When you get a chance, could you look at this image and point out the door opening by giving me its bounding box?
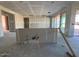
[2,15,9,32]
[24,18,29,28]
[74,11,79,36]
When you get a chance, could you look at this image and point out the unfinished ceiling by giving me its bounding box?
[0,1,72,16]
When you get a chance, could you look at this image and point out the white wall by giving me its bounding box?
[51,3,75,37]
[29,16,50,28]
[15,14,24,29]
[0,5,24,37]
[68,2,79,36]
[0,5,24,29]
[15,15,50,29]
[0,9,4,37]
[16,28,58,44]
[65,2,79,37]
[53,2,79,37]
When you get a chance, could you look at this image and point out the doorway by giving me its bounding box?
[1,11,15,32]
[24,18,29,28]
[2,15,9,32]
[74,11,79,36]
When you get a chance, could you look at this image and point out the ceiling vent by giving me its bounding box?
[48,12,51,13]
[19,1,24,3]
[51,1,55,4]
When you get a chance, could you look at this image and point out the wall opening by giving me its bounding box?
[60,13,66,33]
[74,10,79,36]
[2,15,9,32]
[52,14,60,29]
[1,11,15,32]
[24,18,29,28]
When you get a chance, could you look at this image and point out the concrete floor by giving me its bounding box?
[68,36,79,57]
[0,32,68,57]
[0,43,68,57]
[0,32,16,48]
[59,32,79,57]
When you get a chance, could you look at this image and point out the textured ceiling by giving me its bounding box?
[0,1,72,16]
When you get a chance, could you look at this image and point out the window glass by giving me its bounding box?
[60,13,66,33]
[52,15,60,28]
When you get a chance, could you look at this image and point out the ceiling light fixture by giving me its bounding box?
[48,12,51,13]
[51,1,55,4]
[19,1,24,3]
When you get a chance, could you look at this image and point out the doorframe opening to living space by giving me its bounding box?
[2,15,9,32]
[74,10,79,37]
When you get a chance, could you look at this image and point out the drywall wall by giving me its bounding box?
[0,9,4,37]
[58,2,79,37]
[15,14,24,29]
[64,2,79,37]
[64,5,72,36]
[29,16,50,28]
[0,5,24,37]
[1,11,16,32]
[0,5,24,29]
[0,5,50,35]
[68,2,79,37]
[16,28,57,44]
[51,3,75,37]
[51,4,72,36]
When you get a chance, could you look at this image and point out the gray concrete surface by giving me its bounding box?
[0,32,68,57]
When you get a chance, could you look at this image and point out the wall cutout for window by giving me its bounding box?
[52,15,60,28]
[2,15,9,32]
[60,13,66,33]
[74,10,79,36]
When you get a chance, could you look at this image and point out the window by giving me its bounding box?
[52,15,60,28]
[74,10,79,36]
[60,13,66,33]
